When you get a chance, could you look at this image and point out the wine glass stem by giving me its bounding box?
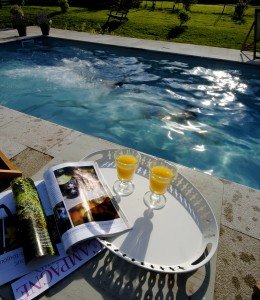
[119,181,129,190]
[150,193,160,204]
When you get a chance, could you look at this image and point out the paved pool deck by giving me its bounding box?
[0,28,259,300]
[1,26,260,64]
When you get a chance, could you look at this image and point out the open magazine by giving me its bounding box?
[43,161,131,252]
[0,161,131,287]
[0,181,104,288]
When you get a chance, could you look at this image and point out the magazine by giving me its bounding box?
[43,161,131,252]
[11,242,102,300]
[0,161,131,286]
[0,181,104,287]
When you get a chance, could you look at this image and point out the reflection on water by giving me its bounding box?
[0,40,259,189]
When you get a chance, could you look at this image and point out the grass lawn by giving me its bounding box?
[0,3,259,50]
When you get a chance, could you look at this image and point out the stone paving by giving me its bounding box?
[1,26,259,64]
[0,28,259,299]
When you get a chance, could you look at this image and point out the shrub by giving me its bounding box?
[58,0,69,13]
[10,5,26,29]
[131,0,142,9]
[10,4,24,16]
[233,0,248,21]
[182,0,197,12]
[151,0,156,11]
[178,9,190,26]
[36,14,52,26]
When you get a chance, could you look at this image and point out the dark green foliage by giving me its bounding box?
[151,0,156,10]
[10,4,24,15]
[58,0,69,12]
[182,0,197,11]
[10,4,26,32]
[36,13,52,25]
[0,4,257,49]
[233,0,248,21]
[132,0,142,8]
[178,9,190,25]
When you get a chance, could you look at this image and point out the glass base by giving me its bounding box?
[143,191,166,210]
[113,180,134,196]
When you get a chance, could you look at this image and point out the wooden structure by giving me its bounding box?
[0,151,22,180]
[254,9,260,59]
[241,9,260,60]
[107,0,132,23]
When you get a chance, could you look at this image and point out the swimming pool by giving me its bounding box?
[0,37,259,189]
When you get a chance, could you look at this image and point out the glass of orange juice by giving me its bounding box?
[143,160,177,209]
[113,148,141,196]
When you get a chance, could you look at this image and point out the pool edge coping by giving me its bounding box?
[1,26,260,66]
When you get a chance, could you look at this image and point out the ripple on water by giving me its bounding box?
[0,41,259,189]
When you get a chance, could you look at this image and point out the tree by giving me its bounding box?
[233,0,249,21]
[182,0,197,12]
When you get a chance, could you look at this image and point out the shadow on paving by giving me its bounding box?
[36,249,211,299]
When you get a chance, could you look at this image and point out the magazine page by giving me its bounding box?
[43,161,131,252]
[11,177,57,264]
[11,239,103,300]
[0,181,65,286]
[0,181,104,287]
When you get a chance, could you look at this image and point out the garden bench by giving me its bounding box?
[107,0,132,23]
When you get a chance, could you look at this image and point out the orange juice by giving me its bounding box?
[116,155,138,181]
[150,165,175,194]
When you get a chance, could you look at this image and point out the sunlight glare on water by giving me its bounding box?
[0,39,259,189]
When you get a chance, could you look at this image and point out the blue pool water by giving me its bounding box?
[0,38,259,189]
